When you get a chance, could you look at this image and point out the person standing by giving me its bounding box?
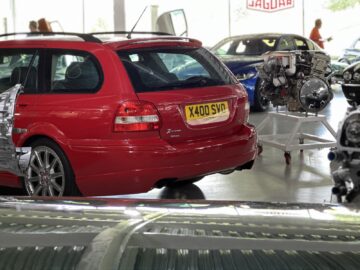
[28,21,39,32]
[310,19,332,49]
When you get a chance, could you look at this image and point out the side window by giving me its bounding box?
[50,51,102,93]
[235,41,246,54]
[294,38,309,50]
[0,50,39,93]
[215,41,232,55]
[307,40,316,50]
[277,37,295,51]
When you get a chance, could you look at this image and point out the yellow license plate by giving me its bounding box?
[185,101,230,125]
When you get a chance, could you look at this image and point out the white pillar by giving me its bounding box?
[114,0,126,31]
[150,5,159,31]
[10,0,16,32]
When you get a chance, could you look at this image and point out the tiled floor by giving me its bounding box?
[111,85,348,203]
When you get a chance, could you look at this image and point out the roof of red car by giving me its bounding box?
[104,37,202,50]
[0,32,202,50]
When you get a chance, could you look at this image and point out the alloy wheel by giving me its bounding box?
[24,146,65,196]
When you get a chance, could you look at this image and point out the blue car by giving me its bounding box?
[211,33,321,111]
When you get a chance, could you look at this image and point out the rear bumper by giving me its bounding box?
[69,124,257,196]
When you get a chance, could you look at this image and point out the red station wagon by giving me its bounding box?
[0,32,257,196]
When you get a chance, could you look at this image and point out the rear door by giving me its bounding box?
[31,48,118,143]
[118,46,248,144]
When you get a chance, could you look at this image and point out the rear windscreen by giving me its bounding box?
[118,47,236,93]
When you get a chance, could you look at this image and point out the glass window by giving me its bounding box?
[235,38,276,55]
[307,40,316,50]
[118,47,236,93]
[215,41,232,55]
[294,38,309,50]
[158,53,210,79]
[50,51,102,93]
[214,37,277,56]
[277,37,295,51]
[0,50,39,93]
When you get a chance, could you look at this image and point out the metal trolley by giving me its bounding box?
[257,110,337,164]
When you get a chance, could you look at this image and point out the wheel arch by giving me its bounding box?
[22,135,75,174]
[21,134,81,196]
[23,134,57,147]
[22,134,76,174]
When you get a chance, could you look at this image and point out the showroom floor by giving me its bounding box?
[111,85,348,203]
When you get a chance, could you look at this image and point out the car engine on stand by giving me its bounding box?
[257,50,333,113]
[328,106,360,203]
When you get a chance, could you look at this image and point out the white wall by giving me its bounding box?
[122,0,229,47]
[0,0,12,33]
[122,0,360,56]
[3,0,360,57]
[7,0,113,33]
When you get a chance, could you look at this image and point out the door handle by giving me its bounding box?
[18,104,28,108]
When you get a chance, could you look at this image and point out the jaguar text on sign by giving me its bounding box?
[247,0,294,12]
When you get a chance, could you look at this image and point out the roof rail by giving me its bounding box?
[124,36,202,46]
[114,36,202,50]
[0,32,102,43]
[89,31,172,39]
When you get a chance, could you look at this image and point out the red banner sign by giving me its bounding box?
[247,0,294,12]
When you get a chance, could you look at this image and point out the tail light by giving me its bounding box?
[114,100,161,132]
[236,98,250,124]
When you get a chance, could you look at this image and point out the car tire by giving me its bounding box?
[23,138,81,197]
[165,176,204,188]
[252,79,270,112]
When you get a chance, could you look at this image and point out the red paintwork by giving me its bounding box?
[0,37,257,196]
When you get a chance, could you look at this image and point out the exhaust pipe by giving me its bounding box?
[235,160,254,171]
[154,178,177,188]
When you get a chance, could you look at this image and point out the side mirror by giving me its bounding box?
[156,9,188,37]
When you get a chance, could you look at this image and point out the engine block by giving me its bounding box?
[257,50,333,113]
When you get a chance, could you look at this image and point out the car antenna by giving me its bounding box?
[127,6,148,39]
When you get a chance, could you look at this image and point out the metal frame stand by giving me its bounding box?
[257,110,337,164]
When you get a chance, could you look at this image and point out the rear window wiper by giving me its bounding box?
[144,76,225,91]
[164,76,224,89]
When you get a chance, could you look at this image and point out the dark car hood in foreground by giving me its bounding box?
[0,197,360,269]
